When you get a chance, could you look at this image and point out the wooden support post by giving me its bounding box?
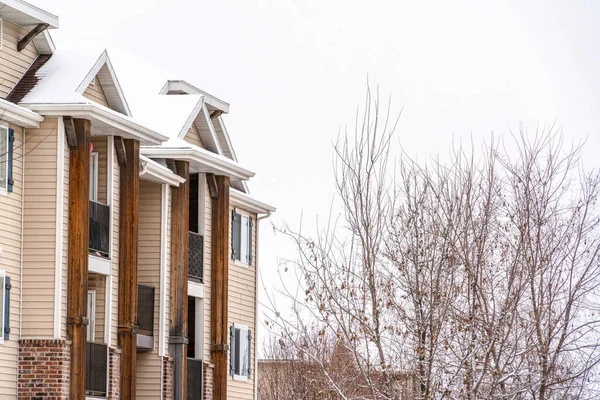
[67,118,91,400]
[211,175,230,400]
[118,139,140,399]
[169,160,190,400]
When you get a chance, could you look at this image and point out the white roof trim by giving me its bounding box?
[160,80,230,113]
[177,96,204,139]
[0,97,44,128]
[230,188,276,215]
[24,102,167,144]
[140,155,184,186]
[0,0,59,28]
[202,104,223,154]
[75,51,132,116]
[141,145,255,181]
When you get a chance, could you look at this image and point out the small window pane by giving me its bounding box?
[234,328,242,375]
[0,275,4,336]
[89,153,98,201]
[0,128,7,189]
[240,216,248,263]
[240,330,248,374]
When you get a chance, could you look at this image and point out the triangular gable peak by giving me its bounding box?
[159,80,249,193]
[76,51,131,116]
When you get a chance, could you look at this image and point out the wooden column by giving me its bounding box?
[117,139,140,399]
[169,160,190,400]
[66,118,91,400]
[210,175,230,400]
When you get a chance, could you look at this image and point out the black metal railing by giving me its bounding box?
[137,284,155,336]
[188,232,204,283]
[86,341,108,397]
[89,200,110,257]
[187,358,204,400]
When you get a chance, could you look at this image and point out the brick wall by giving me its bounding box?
[203,362,214,400]
[163,356,173,400]
[18,338,70,399]
[108,346,121,400]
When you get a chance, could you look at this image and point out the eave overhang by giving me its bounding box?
[141,145,255,181]
[230,188,276,215]
[0,0,59,29]
[0,98,44,128]
[22,103,167,145]
[140,155,185,187]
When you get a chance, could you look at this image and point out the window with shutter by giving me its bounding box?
[231,323,251,380]
[232,209,254,266]
[0,270,9,343]
[0,127,8,191]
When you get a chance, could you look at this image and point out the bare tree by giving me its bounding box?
[262,89,600,400]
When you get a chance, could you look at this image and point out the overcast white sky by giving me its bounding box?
[32,0,600,344]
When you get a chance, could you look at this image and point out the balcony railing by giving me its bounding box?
[89,200,110,257]
[187,358,204,400]
[86,341,108,398]
[188,232,204,284]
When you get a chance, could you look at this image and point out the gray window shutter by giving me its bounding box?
[229,325,235,376]
[4,276,10,340]
[7,129,14,193]
[231,211,239,260]
[247,329,252,378]
[248,217,253,265]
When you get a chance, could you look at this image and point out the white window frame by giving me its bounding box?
[232,323,250,381]
[89,152,98,202]
[233,208,252,267]
[0,269,5,345]
[87,290,96,342]
[0,125,9,194]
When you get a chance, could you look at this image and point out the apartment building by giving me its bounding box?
[0,1,274,399]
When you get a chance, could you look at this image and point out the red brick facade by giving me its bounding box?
[163,356,174,400]
[109,346,121,400]
[203,362,214,400]
[17,338,71,400]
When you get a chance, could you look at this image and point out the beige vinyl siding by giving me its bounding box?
[88,273,106,342]
[203,180,212,361]
[0,124,24,398]
[184,123,205,149]
[91,136,108,204]
[21,118,58,337]
[61,141,69,339]
[165,186,171,351]
[82,76,110,107]
[110,138,119,347]
[136,180,163,399]
[227,208,258,400]
[0,20,38,98]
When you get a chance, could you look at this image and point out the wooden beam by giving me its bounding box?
[166,159,177,175]
[118,139,140,399]
[210,110,223,119]
[67,118,91,400]
[211,175,231,400]
[169,160,190,400]
[207,173,218,199]
[114,136,128,166]
[17,23,49,52]
[63,116,77,149]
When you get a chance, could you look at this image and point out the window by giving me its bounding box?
[231,210,253,265]
[0,127,14,192]
[87,290,95,342]
[230,324,251,379]
[89,152,98,201]
[0,270,11,344]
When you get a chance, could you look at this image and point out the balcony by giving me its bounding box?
[188,232,204,284]
[137,283,155,350]
[86,341,108,397]
[187,358,204,400]
[89,200,110,258]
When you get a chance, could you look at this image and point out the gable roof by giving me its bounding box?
[0,0,59,29]
[10,46,131,115]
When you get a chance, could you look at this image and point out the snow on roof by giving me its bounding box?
[18,45,106,105]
